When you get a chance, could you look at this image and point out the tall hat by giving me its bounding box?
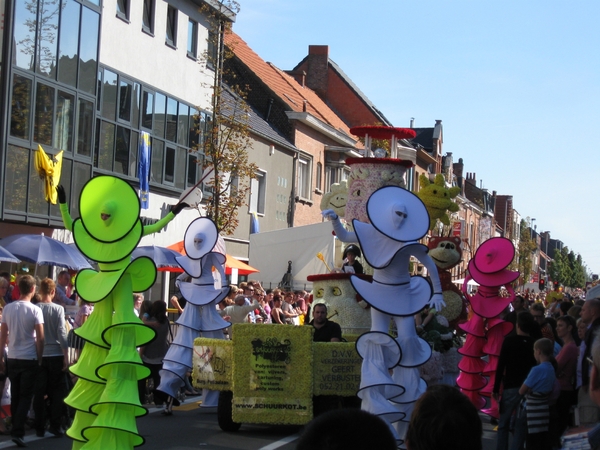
[473,237,515,274]
[365,186,430,242]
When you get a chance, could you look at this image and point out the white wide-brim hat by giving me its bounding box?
[183,217,218,260]
[366,186,430,242]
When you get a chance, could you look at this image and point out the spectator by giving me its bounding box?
[218,295,259,330]
[133,293,144,317]
[569,305,582,320]
[70,297,93,361]
[0,274,44,447]
[406,384,482,450]
[493,311,539,450]
[307,303,341,342]
[559,301,574,317]
[296,408,396,450]
[270,295,286,324]
[282,291,299,324]
[33,278,69,438]
[578,298,600,425]
[517,338,557,450]
[0,273,12,306]
[585,330,600,449]
[138,301,171,407]
[504,295,527,333]
[53,270,76,306]
[531,302,554,343]
[554,315,579,441]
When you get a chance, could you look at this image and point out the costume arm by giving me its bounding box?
[412,245,445,310]
[143,211,176,236]
[59,203,74,232]
[322,210,357,242]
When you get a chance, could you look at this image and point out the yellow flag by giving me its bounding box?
[34,145,63,204]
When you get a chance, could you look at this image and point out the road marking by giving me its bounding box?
[258,433,300,450]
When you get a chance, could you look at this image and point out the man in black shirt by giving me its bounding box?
[493,311,538,450]
[309,303,342,342]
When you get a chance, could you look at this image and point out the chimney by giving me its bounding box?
[285,70,306,87]
[410,117,414,128]
[306,45,329,100]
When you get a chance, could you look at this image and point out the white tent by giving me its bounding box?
[248,222,337,290]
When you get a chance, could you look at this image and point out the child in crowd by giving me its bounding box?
[517,338,557,450]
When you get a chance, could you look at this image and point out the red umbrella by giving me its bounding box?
[166,241,259,275]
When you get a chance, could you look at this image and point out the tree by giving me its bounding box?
[196,1,258,235]
[517,220,537,287]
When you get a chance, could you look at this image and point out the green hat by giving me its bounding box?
[78,176,141,243]
[73,218,143,263]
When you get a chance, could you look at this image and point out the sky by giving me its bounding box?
[232,0,600,274]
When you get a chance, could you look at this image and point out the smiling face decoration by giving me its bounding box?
[319,181,348,218]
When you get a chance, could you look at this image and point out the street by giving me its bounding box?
[0,398,498,450]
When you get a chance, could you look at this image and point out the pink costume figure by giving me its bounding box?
[456,237,518,418]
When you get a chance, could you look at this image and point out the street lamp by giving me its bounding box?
[530,218,536,239]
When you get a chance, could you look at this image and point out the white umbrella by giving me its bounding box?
[452,278,480,287]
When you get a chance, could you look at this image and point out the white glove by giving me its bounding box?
[429,293,446,311]
[321,209,338,221]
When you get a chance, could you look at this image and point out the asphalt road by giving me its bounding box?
[0,398,498,450]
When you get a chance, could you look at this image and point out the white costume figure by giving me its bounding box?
[158,218,230,410]
[323,186,445,446]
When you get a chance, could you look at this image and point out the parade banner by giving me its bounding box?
[192,338,233,390]
[313,342,361,396]
[231,324,313,425]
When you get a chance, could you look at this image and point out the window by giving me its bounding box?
[34,83,55,146]
[187,20,198,58]
[116,0,130,21]
[166,6,177,47]
[250,170,266,215]
[10,74,32,140]
[142,0,155,34]
[315,162,322,192]
[207,30,218,69]
[101,70,118,121]
[297,158,311,200]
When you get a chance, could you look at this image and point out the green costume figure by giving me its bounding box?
[57,176,186,450]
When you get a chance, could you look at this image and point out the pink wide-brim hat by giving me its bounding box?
[468,260,520,287]
[473,237,515,274]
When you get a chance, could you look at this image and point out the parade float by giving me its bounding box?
[192,324,362,430]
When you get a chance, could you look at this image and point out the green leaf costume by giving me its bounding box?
[60,176,177,450]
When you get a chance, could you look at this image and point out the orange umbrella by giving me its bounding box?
[166,241,259,275]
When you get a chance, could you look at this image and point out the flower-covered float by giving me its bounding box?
[191,322,362,430]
